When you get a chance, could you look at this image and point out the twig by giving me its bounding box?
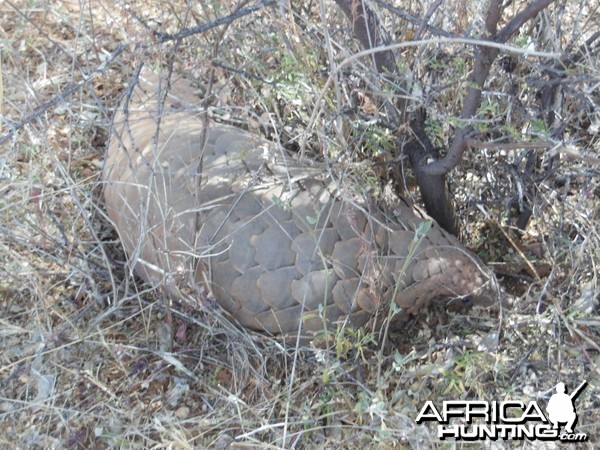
[210,60,276,85]
[375,0,456,38]
[154,0,277,43]
[466,139,554,150]
[496,223,542,282]
[122,0,275,44]
[413,0,444,41]
[466,139,600,164]
[497,0,557,44]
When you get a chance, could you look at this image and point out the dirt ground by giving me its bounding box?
[1,1,598,448]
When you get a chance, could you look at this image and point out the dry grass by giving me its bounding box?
[1,0,598,448]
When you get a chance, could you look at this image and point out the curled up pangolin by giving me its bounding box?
[103,69,498,341]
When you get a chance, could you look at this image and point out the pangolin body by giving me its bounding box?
[103,70,497,339]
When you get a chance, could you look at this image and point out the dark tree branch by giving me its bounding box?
[539,30,600,125]
[335,0,557,235]
[419,0,555,177]
[154,0,277,43]
[404,0,504,233]
[334,0,407,122]
[497,0,556,43]
[407,109,460,235]
[334,0,396,73]
[413,0,444,41]
[524,25,600,229]
[334,0,459,232]
[374,0,456,38]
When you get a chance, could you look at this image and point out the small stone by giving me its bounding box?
[175,406,190,419]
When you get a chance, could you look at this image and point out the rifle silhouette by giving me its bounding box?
[569,380,587,401]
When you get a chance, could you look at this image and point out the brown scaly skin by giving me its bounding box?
[103,69,498,340]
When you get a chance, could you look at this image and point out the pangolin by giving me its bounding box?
[103,69,498,340]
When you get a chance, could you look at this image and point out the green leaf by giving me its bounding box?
[415,220,432,239]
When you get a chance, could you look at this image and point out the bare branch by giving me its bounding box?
[467,139,600,164]
[374,0,456,38]
[407,109,459,235]
[420,0,555,176]
[334,0,396,72]
[497,0,556,43]
[540,30,600,129]
[334,0,407,121]
[123,0,276,44]
[414,0,444,41]
[154,0,277,43]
